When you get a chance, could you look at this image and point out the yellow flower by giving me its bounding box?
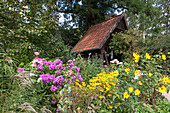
[138,81,142,85]
[158,79,162,82]
[145,53,151,59]
[89,87,95,90]
[134,57,140,62]
[109,105,113,109]
[133,52,139,58]
[106,87,110,91]
[128,87,133,92]
[135,70,140,75]
[125,68,130,74]
[99,95,103,99]
[113,71,119,76]
[123,91,130,99]
[148,73,153,77]
[75,82,79,86]
[162,54,166,60]
[108,94,111,97]
[133,52,140,62]
[135,89,140,95]
[163,76,169,84]
[99,89,104,92]
[158,86,167,93]
[78,84,82,88]
[82,82,86,86]
[76,79,79,82]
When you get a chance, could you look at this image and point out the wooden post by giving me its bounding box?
[101,48,104,62]
[104,50,109,66]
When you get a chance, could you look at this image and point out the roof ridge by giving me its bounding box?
[90,12,124,27]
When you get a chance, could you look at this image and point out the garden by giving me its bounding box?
[0,0,169,113]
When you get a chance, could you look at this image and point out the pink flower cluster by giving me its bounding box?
[20,58,83,93]
[17,67,25,73]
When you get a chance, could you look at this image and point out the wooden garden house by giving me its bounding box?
[71,13,129,65]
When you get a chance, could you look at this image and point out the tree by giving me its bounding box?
[0,0,69,64]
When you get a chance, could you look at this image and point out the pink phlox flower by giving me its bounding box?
[53,75,64,84]
[75,72,83,82]
[34,52,40,56]
[55,70,61,74]
[160,48,163,51]
[31,58,43,67]
[71,66,80,72]
[37,65,43,71]
[51,75,55,80]
[68,66,72,70]
[54,59,62,64]
[40,73,51,83]
[17,67,25,73]
[67,60,73,66]
[50,85,58,92]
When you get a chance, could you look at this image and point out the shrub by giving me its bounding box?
[74,54,102,83]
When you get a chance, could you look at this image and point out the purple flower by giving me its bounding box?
[68,66,72,70]
[51,100,57,104]
[17,67,25,73]
[53,75,64,84]
[68,79,72,84]
[55,70,61,74]
[54,59,61,64]
[40,73,51,83]
[75,72,83,82]
[51,74,55,79]
[37,65,43,71]
[72,66,80,72]
[50,85,58,92]
[67,60,73,66]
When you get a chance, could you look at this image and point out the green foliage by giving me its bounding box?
[57,84,100,112]
[74,54,102,83]
[0,0,70,64]
[138,34,170,55]
[121,0,169,35]
[109,29,169,62]
[109,29,143,61]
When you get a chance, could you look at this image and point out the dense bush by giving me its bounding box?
[109,29,170,62]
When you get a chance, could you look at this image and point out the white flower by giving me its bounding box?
[134,74,140,79]
[37,78,42,83]
[29,73,37,77]
[110,59,119,64]
[110,59,123,64]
